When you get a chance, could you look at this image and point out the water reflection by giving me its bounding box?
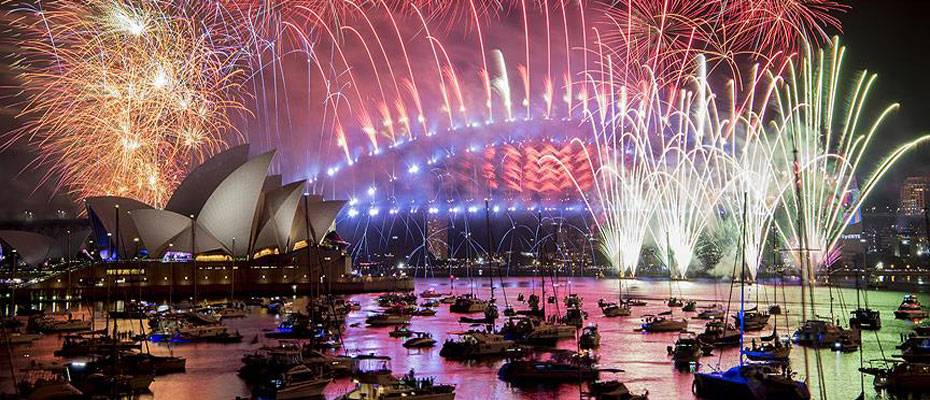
[1,277,928,399]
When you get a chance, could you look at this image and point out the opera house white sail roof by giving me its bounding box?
[1,146,346,265]
[82,145,346,260]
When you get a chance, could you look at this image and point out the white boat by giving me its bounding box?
[28,315,91,333]
[339,358,454,400]
[366,313,412,326]
[276,365,331,400]
[217,308,248,319]
[440,331,518,359]
[149,317,242,343]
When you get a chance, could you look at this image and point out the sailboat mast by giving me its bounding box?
[739,192,747,367]
[485,200,495,300]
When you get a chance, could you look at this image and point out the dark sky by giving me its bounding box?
[839,0,930,203]
[0,1,928,218]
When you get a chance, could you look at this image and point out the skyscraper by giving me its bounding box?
[900,176,930,215]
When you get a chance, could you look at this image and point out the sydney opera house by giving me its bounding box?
[2,145,409,301]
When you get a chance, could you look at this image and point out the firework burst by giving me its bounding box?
[6,0,246,206]
[772,37,930,272]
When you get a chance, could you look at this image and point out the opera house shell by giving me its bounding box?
[82,144,346,262]
[3,145,377,299]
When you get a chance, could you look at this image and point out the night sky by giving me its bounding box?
[0,1,928,218]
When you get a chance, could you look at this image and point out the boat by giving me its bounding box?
[692,363,810,399]
[896,336,930,363]
[216,307,248,319]
[579,325,601,350]
[82,350,186,376]
[403,332,437,348]
[667,332,706,365]
[499,316,575,343]
[274,365,331,400]
[561,307,587,327]
[366,313,412,326]
[67,361,155,395]
[895,294,928,319]
[377,292,418,307]
[742,337,791,362]
[55,332,141,357]
[624,299,648,307]
[695,321,740,347]
[587,380,649,400]
[695,307,725,320]
[564,293,584,308]
[682,301,697,312]
[149,316,242,343]
[420,288,443,298]
[914,320,930,336]
[667,298,684,308]
[338,357,455,400]
[860,360,930,393]
[412,308,437,317]
[421,300,440,308]
[767,304,783,315]
[17,362,84,399]
[389,325,414,338]
[498,351,601,384]
[265,312,323,339]
[849,308,881,330]
[449,294,488,314]
[439,331,521,359]
[239,342,305,383]
[601,301,632,317]
[731,307,770,331]
[27,314,91,333]
[791,319,857,349]
[640,314,687,333]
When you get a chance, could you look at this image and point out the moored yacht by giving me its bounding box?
[667,332,706,365]
[440,331,520,359]
[338,357,455,400]
[895,294,927,319]
[850,308,881,330]
[731,307,770,331]
[403,332,437,348]
[742,337,791,362]
[27,314,91,333]
[640,314,687,333]
[449,294,488,314]
[791,319,858,349]
[274,365,331,400]
[498,351,602,384]
[365,313,412,326]
[579,325,601,350]
[692,363,809,399]
[696,321,740,347]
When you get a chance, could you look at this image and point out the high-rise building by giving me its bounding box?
[426,213,449,260]
[900,176,930,215]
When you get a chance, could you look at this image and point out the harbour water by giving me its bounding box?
[2,277,927,399]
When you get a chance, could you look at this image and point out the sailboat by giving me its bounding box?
[693,193,810,400]
[599,272,632,317]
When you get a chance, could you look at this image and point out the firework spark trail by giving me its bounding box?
[772,37,930,272]
[7,0,246,206]
[5,1,853,212]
